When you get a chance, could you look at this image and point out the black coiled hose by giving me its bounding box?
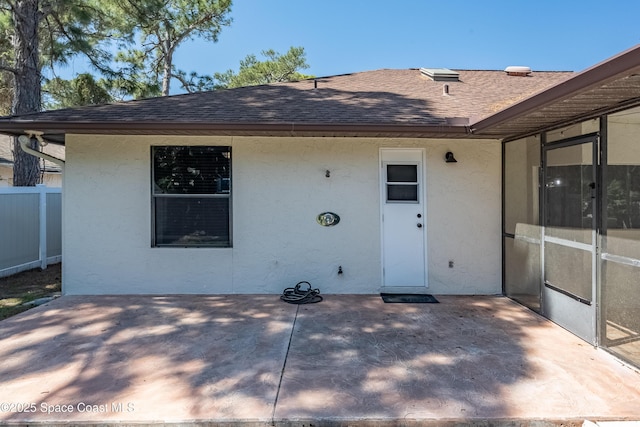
[280,281,323,304]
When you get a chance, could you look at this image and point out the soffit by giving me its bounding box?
[470,45,640,139]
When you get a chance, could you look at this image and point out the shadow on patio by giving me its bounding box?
[0,295,639,425]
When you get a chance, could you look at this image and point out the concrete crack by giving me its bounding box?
[271,304,299,426]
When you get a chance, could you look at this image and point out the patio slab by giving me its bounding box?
[0,295,639,426]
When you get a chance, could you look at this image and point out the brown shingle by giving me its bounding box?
[1,69,573,127]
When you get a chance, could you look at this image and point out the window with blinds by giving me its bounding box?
[386,164,419,203]
[152,146,231,247]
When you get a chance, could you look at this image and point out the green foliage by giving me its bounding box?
[21,0,116,76]
[43,73,112,109]
[173,70,217,93]
[213,46,313,89]
[0,10,11,65]
[0,10,13,114]
[1,0,228,109]
[111,0,233,95]
[43,70,161,110]
[0,0,312,111]
[0,0,123,111]
[0,264,61,320]
[0,74,11,115]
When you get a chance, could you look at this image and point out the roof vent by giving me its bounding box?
[504,66,532,77]
[420,68,460,82]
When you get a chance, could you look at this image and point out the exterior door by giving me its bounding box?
[380,149,427,288]
[542,135,598,344]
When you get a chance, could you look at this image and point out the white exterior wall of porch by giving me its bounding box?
[62,134,501,295]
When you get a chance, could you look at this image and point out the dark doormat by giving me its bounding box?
[380,293,439,303]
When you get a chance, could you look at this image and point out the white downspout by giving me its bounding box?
[17,132,65,171]
[16,132,65,273]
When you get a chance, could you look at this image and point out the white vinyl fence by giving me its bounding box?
[0,184,62,278]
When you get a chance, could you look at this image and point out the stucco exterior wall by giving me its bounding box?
[63,134,501,295]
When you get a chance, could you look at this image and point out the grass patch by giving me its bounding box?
[0,264,61,320]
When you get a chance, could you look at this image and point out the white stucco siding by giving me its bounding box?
[63,134,501,295]
[423,141,502,294]
[232,138,380,293]
[63,135,234,295]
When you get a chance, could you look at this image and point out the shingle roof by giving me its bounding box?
[472,45,640,137]
[0,69,573,142]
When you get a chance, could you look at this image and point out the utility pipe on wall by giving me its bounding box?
[17,131,65,271]
[17,132,65,171]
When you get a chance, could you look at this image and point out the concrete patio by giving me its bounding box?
[0,295,639,426]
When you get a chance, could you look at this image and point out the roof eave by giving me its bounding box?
[470,44,640,137]
[0,121,474,142]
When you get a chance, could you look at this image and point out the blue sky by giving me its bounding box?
[60,1,640,91]
[172,1,640,77]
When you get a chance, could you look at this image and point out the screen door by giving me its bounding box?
[543,135,598,344]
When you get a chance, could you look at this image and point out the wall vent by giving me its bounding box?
[420,68,460,82]
[504,66,532,77]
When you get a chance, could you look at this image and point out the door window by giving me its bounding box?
[543,138,596,303]
[386,164,418,203]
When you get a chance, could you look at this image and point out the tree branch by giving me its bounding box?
[0,0,16,13]
[172,71,195,93]
[0,63,17,75]
[45,12,117,78]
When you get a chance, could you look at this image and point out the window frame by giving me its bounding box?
[384,162,420,204]
[151,145,232,248]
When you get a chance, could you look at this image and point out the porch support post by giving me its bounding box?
[37,183,47,270]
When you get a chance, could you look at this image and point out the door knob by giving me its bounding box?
[417,213,422,218]
[417,223,423,228]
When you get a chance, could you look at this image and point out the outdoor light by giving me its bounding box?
[445,151,457,163]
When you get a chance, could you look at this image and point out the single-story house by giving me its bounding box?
[0,135,64,187]
[1,45,640,369]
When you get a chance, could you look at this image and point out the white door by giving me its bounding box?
[380,149,427,288]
